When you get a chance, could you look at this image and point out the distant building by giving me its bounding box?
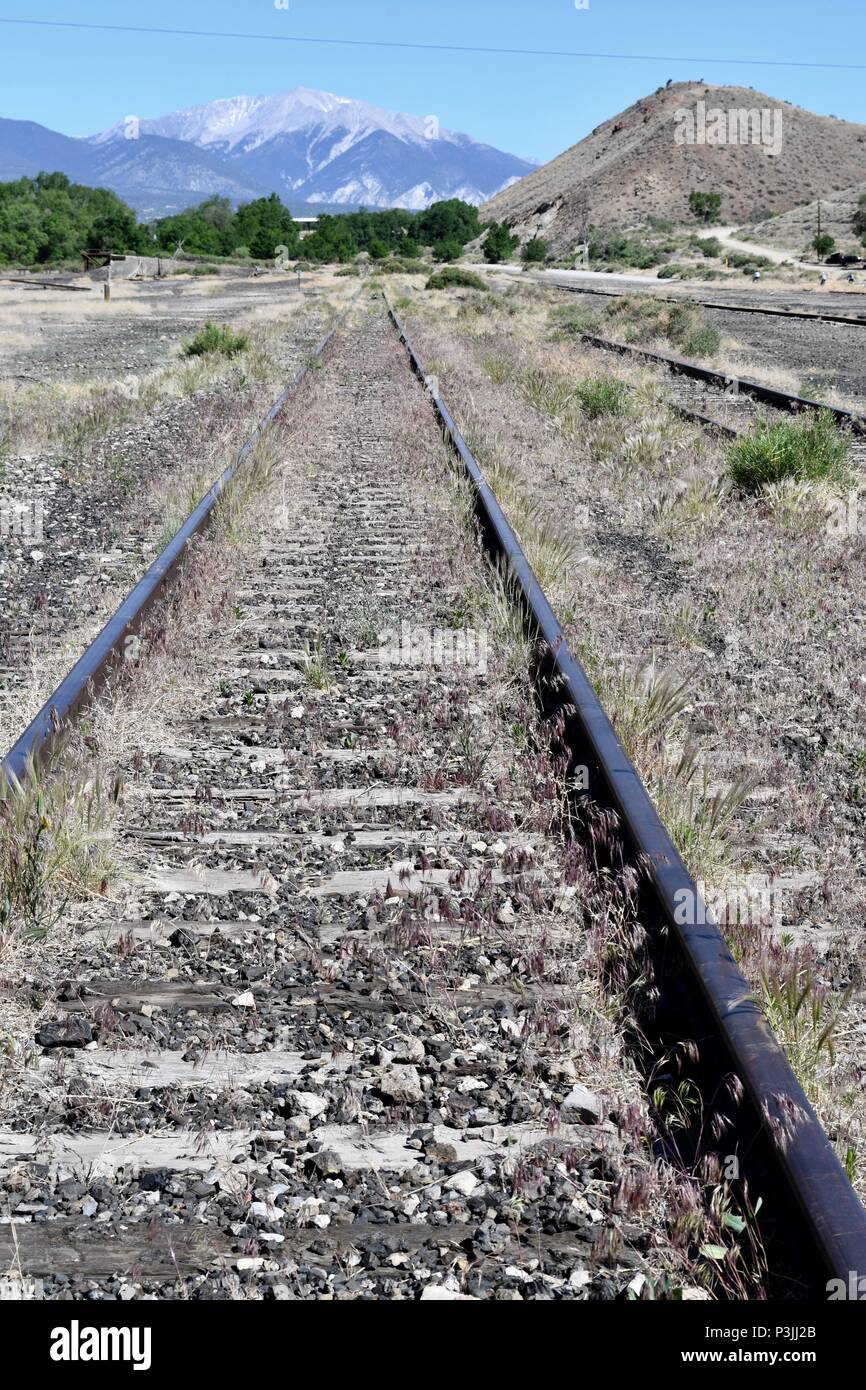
[292,217,319,240]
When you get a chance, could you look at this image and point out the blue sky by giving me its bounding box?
[1,0,864,160]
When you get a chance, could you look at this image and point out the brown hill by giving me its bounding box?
[482,82,866,255]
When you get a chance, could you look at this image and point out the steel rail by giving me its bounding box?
[385,294,866,1295]
[0,277,92,292]
[0,323,339,790]
[522,273,866,326]
[575,330,866,433]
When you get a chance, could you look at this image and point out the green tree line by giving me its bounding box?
[0,173,485,267]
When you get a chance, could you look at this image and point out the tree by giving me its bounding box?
[522,237,548,263]
[368,238,389,260]
[234,194,298,260]
[482,222,518,263]
[302,215,358,263]
[88,206,141,252]
[415,199,481,248]
[432,238,462,262]
[812,233,835,260]
[688,192,722,225]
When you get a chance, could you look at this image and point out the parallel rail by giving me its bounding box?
[523,273,866,327]
[0,324,338,790]
[573,330,866,434]
[385,295,866,1296]
[4,295,866,1296]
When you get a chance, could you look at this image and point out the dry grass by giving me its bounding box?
[0,420,300,959]
[399,279,866,1196]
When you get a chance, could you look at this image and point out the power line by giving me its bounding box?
[0,16,865,72]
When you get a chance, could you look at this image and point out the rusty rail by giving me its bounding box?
[0,324,338,790]
[385,293,866,1297]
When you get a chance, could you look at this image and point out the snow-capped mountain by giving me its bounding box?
[84,87,535,215]
[96,88,462,154]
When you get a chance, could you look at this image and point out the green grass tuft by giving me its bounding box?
[572,377,630,419]
[181,321,249,359]
[727,410,849,492]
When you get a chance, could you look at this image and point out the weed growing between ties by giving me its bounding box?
[0,770,118,950]
[398,285,866,1198]
[727,409,850,491]
[418,390,770,1295]
[0,416,297,955]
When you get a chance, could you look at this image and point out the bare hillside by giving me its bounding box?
[737,182,866,255]
[482,82,866,255]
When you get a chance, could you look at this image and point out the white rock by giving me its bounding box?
[378,1064,423,1103]
[446,1170,478,1197]
[292,1091,328,1118]
[561,1083,602,1124]
[235,1257,264,1272]
[390,1035,425,1064]
[457,1076,487,1093]
[249,1201,282,1220]
[231,991,256,1008]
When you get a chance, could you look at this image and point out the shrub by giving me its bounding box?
[572,377,630,418]
[368,239,389,260]
[725,250,772,271]
[522,237,548,263]
[426,266,488,291]
[657,263,686,278]
[683,324,721,358]
[692,236,723,258]
[589,231,663,269]
[181,321,249,358]
[550,303,600,337]
[645,215,674,233]
[727,411,849,492]
[372,257,427,274]
[433,238,463,262]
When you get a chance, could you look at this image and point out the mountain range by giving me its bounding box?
[0,87,536,219]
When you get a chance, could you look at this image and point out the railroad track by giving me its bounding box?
[524,274,866,327]
[1,297,865,1301]
[553,326,866,470]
